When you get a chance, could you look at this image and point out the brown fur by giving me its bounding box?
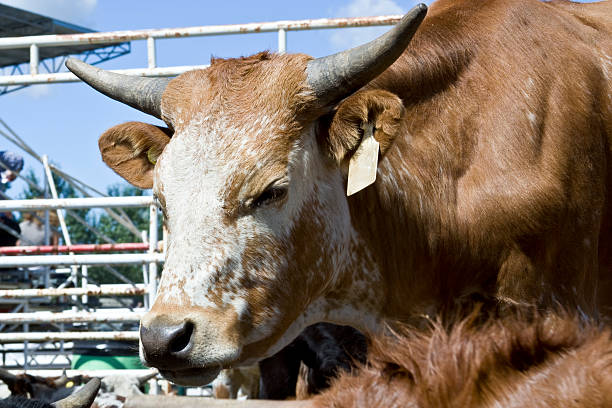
[99,121,170,189]
[323,89,405,166]
[315,311,612,407]
[328,0,612,320]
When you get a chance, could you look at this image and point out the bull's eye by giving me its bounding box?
[250,184,288,210]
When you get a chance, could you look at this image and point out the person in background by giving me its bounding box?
[0,151,23,246]
[0,151,23,192]
[17,211,59,247]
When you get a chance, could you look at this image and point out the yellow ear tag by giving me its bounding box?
[347,123,379,196]
[65,381,74,388]
[147,149,158,165]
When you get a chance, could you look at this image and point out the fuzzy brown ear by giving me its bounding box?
[98,121,171,189]
[323,89,404,167]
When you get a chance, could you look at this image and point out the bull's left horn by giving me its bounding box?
[306,4,427,108]
[52,378,100,408]
[65,59,171,120]
[137,371,158,385]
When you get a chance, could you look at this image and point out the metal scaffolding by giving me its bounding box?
[0,3,130,95]
[0,14,402,87]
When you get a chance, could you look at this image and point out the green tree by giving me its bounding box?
[19,170,157,285]
[91,183,157,284]
[19,169,96,245]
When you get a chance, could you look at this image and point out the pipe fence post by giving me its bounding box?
[148,203,158,307]
[82,265,88,306]
[278,28,286,54]
[43,155,79,308]
[142,230,149,310]
[29,44,38,75]
[147,37,157,69]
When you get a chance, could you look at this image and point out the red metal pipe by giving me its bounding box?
[0,242,149,255]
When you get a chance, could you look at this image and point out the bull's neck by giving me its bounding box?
[336,133,484,327]
[324,37,481,328]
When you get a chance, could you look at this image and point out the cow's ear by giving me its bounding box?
[98,121,171,189]
[321,89,404,167]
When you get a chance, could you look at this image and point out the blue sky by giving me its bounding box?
[0,0,595,197]
[0,0,425,197]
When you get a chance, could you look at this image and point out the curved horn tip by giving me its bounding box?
[402,3,428,30]
[52,377,101,408]
[138,371,158,384]
[65,58,80,71]
[306,3,428,108]
[63,58,170,120]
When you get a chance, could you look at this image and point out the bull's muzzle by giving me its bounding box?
[140,318,194,368]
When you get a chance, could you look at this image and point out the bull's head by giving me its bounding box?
[67,5,426,386]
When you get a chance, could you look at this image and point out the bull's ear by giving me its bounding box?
[322,89,404,167]
[98,121,171,189]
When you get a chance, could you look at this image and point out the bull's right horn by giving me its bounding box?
[306,4,427,108]
[65,59,171,120]
[52,378,100,408]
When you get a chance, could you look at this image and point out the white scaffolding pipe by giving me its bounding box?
[0,253,163,267]
[0,284,147,298]
[0,331,139,343]
[0,15,401,87]
[42,155,73,250]
[147,37,157,69]
[82,265,88,305]
[148,204,159,305]
[0,66,209,86]
[0,311,144,324]
[0,196,154,211]
[29,44,39,75]
[278,28,286,54]
[0,15,402,49]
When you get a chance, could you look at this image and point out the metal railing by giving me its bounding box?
[0,196,161,345]
[0,15,403,86]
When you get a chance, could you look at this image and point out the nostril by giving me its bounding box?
[170,321,194,354]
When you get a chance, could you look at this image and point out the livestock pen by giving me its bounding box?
[0,195,161,391]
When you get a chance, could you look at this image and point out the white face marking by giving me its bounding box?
[154,112,302,313]
[151,107,370,358]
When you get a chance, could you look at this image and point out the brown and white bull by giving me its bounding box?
[66,0,612,386]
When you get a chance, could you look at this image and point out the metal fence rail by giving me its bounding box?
[0,242,150,255]
[0,196,159,351]
[0,331,139,343]
[0,253,163,267]
[0,196,154,211]
[0,15,402,86]
[0,311,144,324]
[0,284,147,298]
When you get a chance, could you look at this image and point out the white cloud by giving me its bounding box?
[330,0,427,50]
[22,84,51,99]
[337,0,404,17]
[1,0,97,27]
